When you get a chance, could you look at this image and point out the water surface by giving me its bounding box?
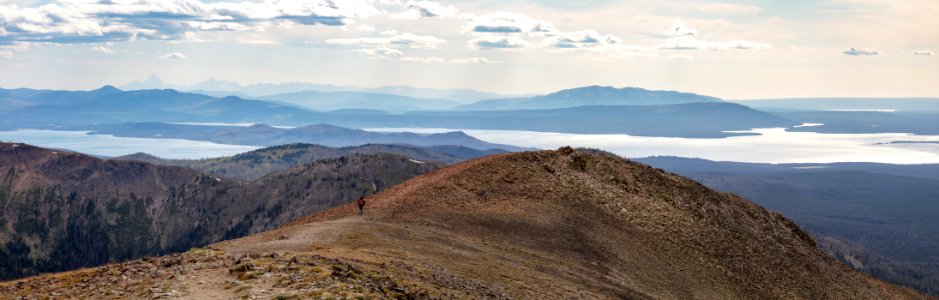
[0,129,258,159]
[365,127,939,164]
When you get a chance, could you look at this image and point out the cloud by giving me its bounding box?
[237,39,280,45]
[664,20,698,37]
[0,3,138,44]
[88,46,115,54]
[912,50,934,56]
[468,36,532,50]
[399,56,445,63]
[656,21,772,51]
[396,0,457,19]
[192,0,380,26]
[658,36,772,51]
[843,47,882,56]
[545,30,622,49]
[160,52,187,59]
[356,47,404,59]
[450,57,501,64]
[326,32,446,49]
[716,40,773,51]
[0,42,28,58]
[693,3,763,15]
[357,24,375,31]
[665,54,694,60]
[0,0,382,45]
[462,12,559,36]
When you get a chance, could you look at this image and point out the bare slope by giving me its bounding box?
[0,142,438,281]
[1,148,928,299]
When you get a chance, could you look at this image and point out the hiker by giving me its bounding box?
[357,196,365,215]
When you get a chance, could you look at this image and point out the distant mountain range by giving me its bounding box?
[392,102,794,137]
[782,110,939,135]
[1,85,797,138]
[121,75,517,103]
[255,90,460,112]
[0,85,318,127]
[11,84,937,138]
[732,98,939,112]
[457,86,722,110]
[730,98,939,136]
[90,122,527,151]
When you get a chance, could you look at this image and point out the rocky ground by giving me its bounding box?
[2,247,435,300]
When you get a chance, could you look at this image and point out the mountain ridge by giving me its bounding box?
[1,86,794,138]
[120,75,516,103]
[89,122,528,151]
[113,143,508,181]
[457,86,722,110]
[255,90,460,112]
[1,147,926,299]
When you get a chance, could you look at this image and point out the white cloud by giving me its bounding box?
[357,24,375,31]
[5,42,28,51]
[88,45,114,54]
[716,40,774,51]
[396,0,457,19]
[237,39,280,45]
[182,21,256,32]
[468,35,532,50]
[843,47,882,56]
[201,0,380,25]
[326,32,446,49]
[0,0,382,45]
[160,52,187,59]
[665,54,695,60]
[545,30,622,49]
[399,56,444,63]
[658,36,772,51]
[462,12,559,36]
[0,50,12,59]
[693,3,763,15]
[664,20,698,37]
[657,21,772,51]
[356,47,404,59]
[450,57,501,64]
[912,50,934,56]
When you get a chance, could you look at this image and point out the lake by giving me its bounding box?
[365,127,939,164]
[3,127,939,164]
[0,129,259,159]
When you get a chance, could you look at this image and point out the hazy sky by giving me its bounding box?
[1,0,937,99]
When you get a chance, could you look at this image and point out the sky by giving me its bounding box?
[0,0,937,99]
